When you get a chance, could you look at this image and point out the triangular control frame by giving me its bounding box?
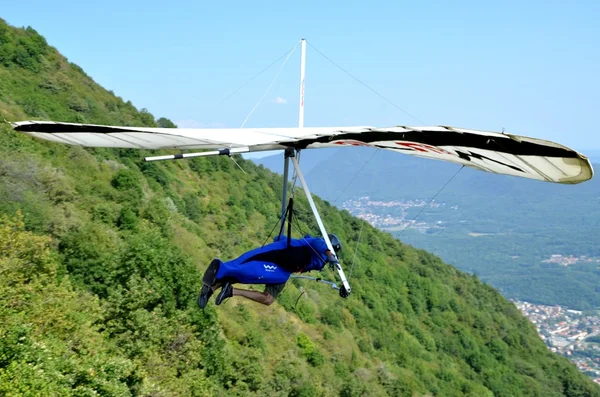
[281,148,351,297]
[146,146,352,298]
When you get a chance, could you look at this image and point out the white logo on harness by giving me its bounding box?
[263,264,277,272]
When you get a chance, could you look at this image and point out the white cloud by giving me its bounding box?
[273,96,288,105]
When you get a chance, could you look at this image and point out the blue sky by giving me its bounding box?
[3,0,599,150]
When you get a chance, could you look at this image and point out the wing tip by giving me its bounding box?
[558,158,594,184]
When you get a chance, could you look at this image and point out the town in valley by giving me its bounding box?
[341,196,452,232]
[514,300,600,383]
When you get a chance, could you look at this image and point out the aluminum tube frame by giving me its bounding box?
[145,147,250,162]
[281,154,290,225]
[290,275,339,290]
[290,155,351,295]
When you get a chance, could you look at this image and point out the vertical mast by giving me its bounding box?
[281,38,306,225]
[298,38,306,128]
[281,39,307,232]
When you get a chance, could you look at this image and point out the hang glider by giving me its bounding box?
[10,120,594,184]
[9,39,595,301]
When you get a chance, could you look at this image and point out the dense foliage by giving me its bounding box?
[1,18,599,396]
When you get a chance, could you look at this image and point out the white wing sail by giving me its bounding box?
[10,121,594,184]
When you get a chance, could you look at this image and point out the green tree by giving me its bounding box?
[157,117,177,128]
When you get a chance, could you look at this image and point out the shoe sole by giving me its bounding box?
[202,259,221,286]
[197,284,213,309]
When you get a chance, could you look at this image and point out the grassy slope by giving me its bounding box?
[1,18,599,396]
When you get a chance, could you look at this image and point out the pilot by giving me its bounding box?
[197,234,342,308]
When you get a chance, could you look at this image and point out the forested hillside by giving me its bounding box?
[1,18,599,396]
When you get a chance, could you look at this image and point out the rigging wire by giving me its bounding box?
[240,41,301,128]
[346,166,376,281]
[288,211,332,266]
[304,40,432,274]
[229,155,247,174]
[307,41,426,125]
[348,216,365,281]
[289,151,303,199]
[331,148,381,206]
[218,42,301,106]
[397,165,464,238]
[262,216,282,247]
[348,165,465,281]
